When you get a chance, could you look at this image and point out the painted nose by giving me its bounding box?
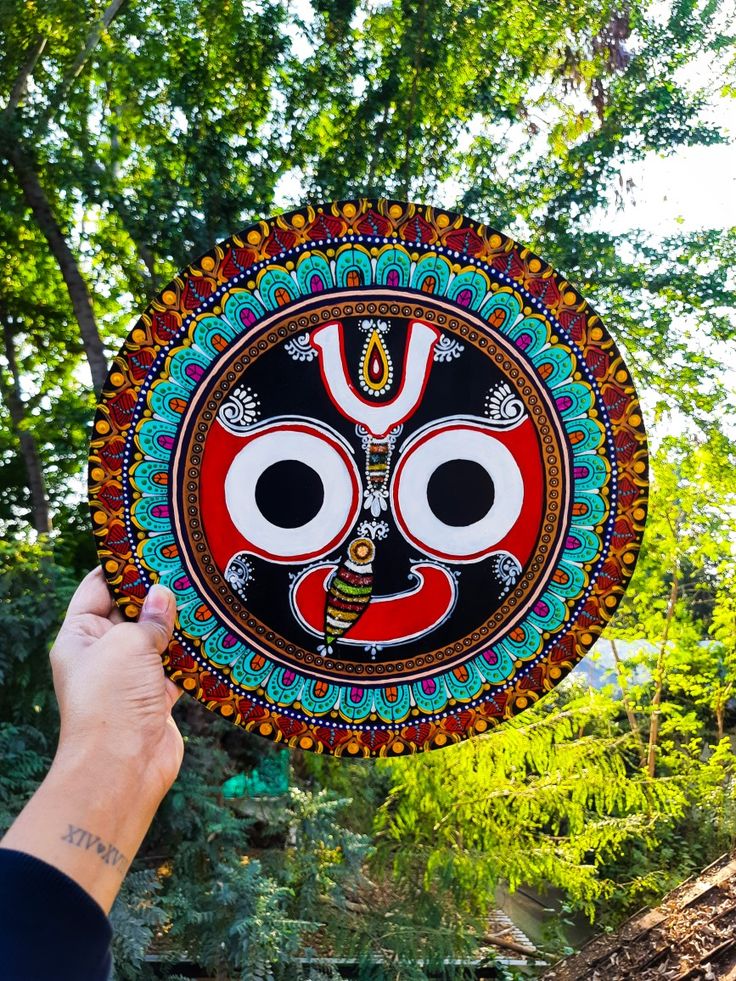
[324,537,375,646]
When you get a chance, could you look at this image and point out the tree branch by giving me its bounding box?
[87,161,159,289]
[400,0,427,197]
[609,638,646,764]
[42,0,128,125]
[646,564,680,778]
[480,931,542,959]
[3,36,48,116]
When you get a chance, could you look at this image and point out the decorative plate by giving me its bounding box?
[89,199,648,757]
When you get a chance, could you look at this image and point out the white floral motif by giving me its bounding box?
[490,552,522,597]
[224,553,255,601]
[284,333,317,362]
[218,385,261,434]
[485,381,525,424]
[433,334,464,362]
[357,520,390,541]
[362,489,388,517]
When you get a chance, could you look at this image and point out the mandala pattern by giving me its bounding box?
[89,199,648,757]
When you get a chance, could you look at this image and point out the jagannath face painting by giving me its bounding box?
[89,200,648,757]
[208,311,544,662]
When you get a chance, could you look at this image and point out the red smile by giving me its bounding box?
[290,562,457,646]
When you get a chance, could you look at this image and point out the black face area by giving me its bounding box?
[212,305,542,665]
[255,460,324,528]
[427,459,495,526]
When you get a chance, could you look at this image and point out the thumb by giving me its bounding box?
[136,584,177,653]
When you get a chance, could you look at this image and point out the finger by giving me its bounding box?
[165,677,185,711]
[65,567,117,619]
[126,584,177,655]
[109,604,124,624]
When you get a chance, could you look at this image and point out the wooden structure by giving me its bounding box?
[542,852,736,980]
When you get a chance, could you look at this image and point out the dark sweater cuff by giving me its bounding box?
[0,848,112,980]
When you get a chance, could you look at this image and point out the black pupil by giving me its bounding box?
[255,460,324,528]
[426,459,495,526]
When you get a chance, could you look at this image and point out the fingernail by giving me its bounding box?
[141,584,172,620]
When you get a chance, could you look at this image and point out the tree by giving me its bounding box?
[1,0,736,975]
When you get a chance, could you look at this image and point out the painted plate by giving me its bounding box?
[89,199,648,757]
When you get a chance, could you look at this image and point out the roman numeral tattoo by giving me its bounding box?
[61,825,129,874]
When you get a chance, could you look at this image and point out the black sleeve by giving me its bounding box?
[0,848,112,981]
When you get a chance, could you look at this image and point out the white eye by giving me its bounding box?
[391,419,524,563]
[224,420,360,563]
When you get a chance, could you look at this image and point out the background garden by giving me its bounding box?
[1,0,736,977]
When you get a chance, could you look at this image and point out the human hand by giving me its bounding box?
[50,568,184,802]
[1,569,186,913]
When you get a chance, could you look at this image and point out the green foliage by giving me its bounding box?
[166,854,304,981]
[377,686,682,921]
[0,723,50,835]
[1,0,736,974]
[110,870,167,981]
[283,787,373,912]
[103,716,376,978]
[0,539,73,727]
[372,435,736,953]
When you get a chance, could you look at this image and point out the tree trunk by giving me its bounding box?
[6,141,108,393]
[646,568,679,777]
[0,320,52,533]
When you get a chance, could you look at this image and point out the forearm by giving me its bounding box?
[0,742,165,914]
[1,573,181,923]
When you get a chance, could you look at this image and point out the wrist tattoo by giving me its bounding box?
[61,824,129,874]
